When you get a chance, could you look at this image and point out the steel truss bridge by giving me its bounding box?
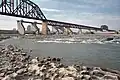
[0,0,103,35]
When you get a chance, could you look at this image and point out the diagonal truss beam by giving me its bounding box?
[0,0,47,21]
[0,0,103,31]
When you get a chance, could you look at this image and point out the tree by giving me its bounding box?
[101,25,109,30]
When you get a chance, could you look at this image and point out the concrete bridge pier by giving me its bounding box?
[17,20,25,35]
[57,27,65,34]
[88,29,93,34]
[41,21,48,35]
[52,26,60,34]
[63,27,73,35]
[52,26,65,34]
[67,28,73,35]
[41,21,51,35]
[31,22,40,35]
[63,27,68,35]
[88,29,91,33]
[95,29,97,32]
[59,27,65,34]
[88,29,95,34]
[78,29,83,34]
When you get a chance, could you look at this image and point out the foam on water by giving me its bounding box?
[1,36,119,44]
[37,38,120,44]
[0,39,11,43]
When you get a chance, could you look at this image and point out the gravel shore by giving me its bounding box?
[0,45,120,80]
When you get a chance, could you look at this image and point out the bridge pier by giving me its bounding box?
[67,28,73,35]
[53,26,60,34]
[0,0,103,34]
[52,26,65,34]
[88,29,91,33]
[31,22,40,35]
[78,29,83,34]
[17,20,25,35]
[67,28,73,34]
[42,21,48,35]
[88,29,95,34]
[63,27,73,35]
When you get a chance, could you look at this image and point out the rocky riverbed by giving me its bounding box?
[0,45,120,80]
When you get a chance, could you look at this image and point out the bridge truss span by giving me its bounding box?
[47,20,103,31]
[0,0,103,35]
[0,0,46,20]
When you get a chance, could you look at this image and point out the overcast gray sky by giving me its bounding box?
[0,0,120,30]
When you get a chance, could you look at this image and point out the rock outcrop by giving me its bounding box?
[0,45,120,80]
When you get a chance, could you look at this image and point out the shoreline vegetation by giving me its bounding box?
[0,45,120,80]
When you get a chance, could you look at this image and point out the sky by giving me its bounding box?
[0,0,120,30]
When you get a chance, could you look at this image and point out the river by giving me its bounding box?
[0,37,120,71]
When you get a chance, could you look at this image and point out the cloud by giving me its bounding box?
[77,13,120,20]
[48,12,120,30]
[0,0,120,30]
[41,8,61,12]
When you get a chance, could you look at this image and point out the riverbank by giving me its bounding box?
[0,45,120,80]
[0,33,120,41]
[0,35,11,41]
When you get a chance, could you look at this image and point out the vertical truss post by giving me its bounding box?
[11,0,14,12]
[25,2,27,14]
[19,0,21,15]
[9,0,11,12]
[5,0,7,13]
[16,0,18,14]
[2,0,4,12]
[23,0,25,15]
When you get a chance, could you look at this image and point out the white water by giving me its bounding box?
[37,38,120,44]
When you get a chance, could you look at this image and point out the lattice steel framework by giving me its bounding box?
[47,20,103,31]
[0,0,46,20]
[0,0,103,31]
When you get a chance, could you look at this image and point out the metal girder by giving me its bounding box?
[0,0,46,20]
[47,20,103,31]
[0,0,103,31]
